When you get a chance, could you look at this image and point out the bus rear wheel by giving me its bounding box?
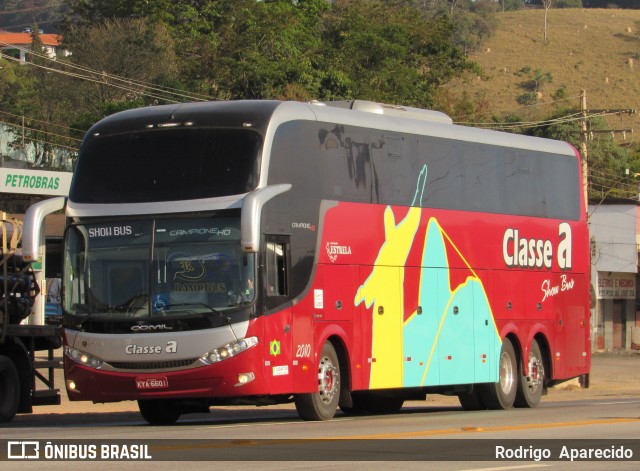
[295,342,340,421]
[138,399,182,425]
[515,339,545,408]
[458,388,485,411]
[478,338,517,410]
[0,355,20,423]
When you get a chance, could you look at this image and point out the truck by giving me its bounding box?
[0,212,62,423]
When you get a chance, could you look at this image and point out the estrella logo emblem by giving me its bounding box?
[270,340,281,356]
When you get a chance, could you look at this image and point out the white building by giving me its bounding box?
[0,32,66,62]
[589,203,640,351]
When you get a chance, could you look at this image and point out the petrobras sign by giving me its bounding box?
[0,168,72,196]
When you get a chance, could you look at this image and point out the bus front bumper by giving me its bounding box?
[64,357,266,402]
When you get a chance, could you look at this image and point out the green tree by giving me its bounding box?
[585,117,638,176]
[61,0,473,106]
[0,57,18,99]
[452,5,498,55]
[318,0,472,107]
[517,67,553,93]
[555,0,583,7]
[208,0,325,100]
[61,18,179,114]
[63,0,139,25]
[2,27,76,169]
[530,110,640,200]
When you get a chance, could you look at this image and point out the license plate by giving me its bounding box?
[135,376,169,390]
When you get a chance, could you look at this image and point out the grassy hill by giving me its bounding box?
[443,8,640,147]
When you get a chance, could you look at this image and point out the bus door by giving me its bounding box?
[312,264,360,387]
[262,236,293,393]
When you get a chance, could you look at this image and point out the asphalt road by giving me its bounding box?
[0,352,638,470]
[18,351,640,416]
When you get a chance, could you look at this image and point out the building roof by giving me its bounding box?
[0,32,60,47]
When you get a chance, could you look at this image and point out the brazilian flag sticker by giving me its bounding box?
[269,340,281,357]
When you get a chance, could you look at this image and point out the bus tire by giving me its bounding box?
[0,355,20,423]
[339,394,367,416]
[458,388,485,411]
[515,339,545,408]
[478,338,517,410]
[138,399,181,425]
[295,342,340,421]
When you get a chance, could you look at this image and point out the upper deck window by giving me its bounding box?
[70,128,262,204]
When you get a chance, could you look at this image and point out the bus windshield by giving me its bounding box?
[63,216,255,320]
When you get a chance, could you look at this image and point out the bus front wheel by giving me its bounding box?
[478,338,517,410]
[138,399,181,425]
[295,342,340,421]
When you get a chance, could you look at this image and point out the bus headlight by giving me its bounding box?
[200,337,258,365]
[65,347,104,369]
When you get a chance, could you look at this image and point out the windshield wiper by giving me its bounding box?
[158,303,232,324]
[75,303,112,330]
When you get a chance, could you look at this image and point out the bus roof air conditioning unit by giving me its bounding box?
[320,100,453,125]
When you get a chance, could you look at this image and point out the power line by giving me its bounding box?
[0,51,185,104]
[451,93,583,122]
[0,40,215,103]
[0,109,85,135]
[0,120,81,146]
[454,111,627,131]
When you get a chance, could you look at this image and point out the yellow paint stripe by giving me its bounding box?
[330,417,640,440]
[435,217,502,340]
[436,218,478,278]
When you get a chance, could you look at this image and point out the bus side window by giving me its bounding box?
[265,237,289,297]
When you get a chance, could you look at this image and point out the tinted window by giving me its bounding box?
[270,121,580,220]
[70,128,261,203]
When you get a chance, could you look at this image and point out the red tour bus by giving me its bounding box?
[24,100,590,424]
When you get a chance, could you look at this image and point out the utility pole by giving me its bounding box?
[580,90,588,210]
[577,89,635,208]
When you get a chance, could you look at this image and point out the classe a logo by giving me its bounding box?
[131,324,173,332]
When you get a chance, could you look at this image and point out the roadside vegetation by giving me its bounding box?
[1,1,639,201]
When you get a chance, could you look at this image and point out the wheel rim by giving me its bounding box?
[317,355,338,405]
[499,350,515,395]
[526,352,544,394]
